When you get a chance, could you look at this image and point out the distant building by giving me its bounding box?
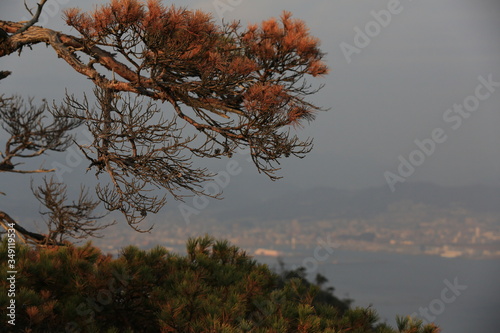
[254,248,281,257]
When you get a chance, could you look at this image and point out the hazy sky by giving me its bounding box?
[1,0,499,219]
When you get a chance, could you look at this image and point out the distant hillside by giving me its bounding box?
[204,182,500,222]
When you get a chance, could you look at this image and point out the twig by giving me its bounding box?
[15,0,49,35]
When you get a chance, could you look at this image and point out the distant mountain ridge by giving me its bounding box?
[208,182,500,221]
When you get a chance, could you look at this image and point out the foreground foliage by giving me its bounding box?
[0,236,440,332]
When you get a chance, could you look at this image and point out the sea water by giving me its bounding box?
[259,250,500,333]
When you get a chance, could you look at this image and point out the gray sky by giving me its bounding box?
[1,0,500,219]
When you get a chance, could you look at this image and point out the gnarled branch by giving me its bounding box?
[0,210,64,246]
[0,1,329,231]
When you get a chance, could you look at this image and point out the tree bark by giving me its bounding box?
[0,211,65,246]
[0,20,162,98]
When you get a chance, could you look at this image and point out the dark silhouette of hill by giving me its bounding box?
[209,182,500,222]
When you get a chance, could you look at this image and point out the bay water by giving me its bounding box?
[259,249,500,332]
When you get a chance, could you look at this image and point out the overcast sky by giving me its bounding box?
[1,0,499,221]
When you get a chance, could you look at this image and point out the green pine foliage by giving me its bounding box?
[0,236,440,332]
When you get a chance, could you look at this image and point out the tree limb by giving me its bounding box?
[0,3,328,230]
[0,210,65,246]
[15,0,49,35]
[0,168,56,174]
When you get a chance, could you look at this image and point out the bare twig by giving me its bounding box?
[15,0,49,35]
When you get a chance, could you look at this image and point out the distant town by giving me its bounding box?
[94,198,500,260]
